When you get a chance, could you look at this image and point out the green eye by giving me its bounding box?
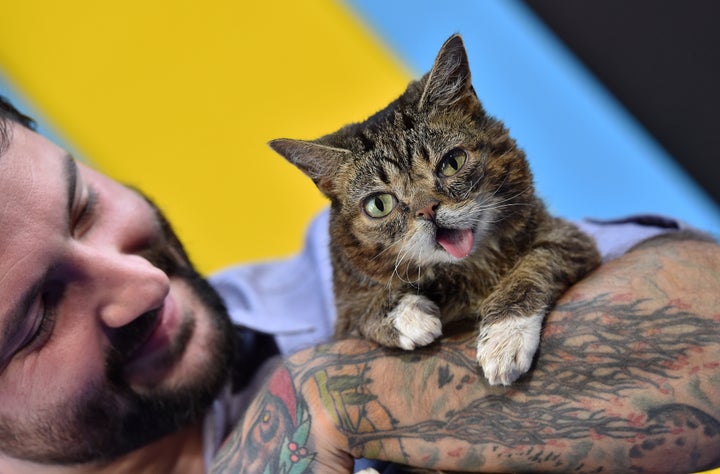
[363,193,396,218]
[438,148,467,177]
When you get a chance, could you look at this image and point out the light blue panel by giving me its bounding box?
[0,73,81,161]
[344,0,720,236]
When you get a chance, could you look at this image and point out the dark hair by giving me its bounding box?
[0,95,37,156]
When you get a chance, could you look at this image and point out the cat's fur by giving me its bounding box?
[270,35,600,386]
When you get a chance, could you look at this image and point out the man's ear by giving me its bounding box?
[269,138,350,197]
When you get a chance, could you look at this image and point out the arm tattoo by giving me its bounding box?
[325,296,719,472]
[212,366,317,474]
[213,248,720,473]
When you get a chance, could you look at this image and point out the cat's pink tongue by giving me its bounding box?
[437,228,474,258]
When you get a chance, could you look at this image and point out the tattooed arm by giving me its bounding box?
[211,238,720,473]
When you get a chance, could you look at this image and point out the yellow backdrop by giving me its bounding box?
[0,0,409,273]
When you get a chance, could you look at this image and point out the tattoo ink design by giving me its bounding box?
[538,295,720,399]
[211,368,315,474]
[212,245,720,473]
[629,404,720,473]
[288,294,720,472]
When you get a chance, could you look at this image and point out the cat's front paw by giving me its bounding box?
[476,312,543,386]
[389,294,443,350]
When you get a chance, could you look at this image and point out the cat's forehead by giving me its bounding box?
[341,113,445,154]
[348,121,471,165]
[343,144,436,200]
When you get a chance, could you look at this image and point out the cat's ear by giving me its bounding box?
[269,138,349,196]
[418,34,474,111]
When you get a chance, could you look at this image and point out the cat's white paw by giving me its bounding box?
[389,294,443,350]
[476,312,543,386]
[355,469,381,474]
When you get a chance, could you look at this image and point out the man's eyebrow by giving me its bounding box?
[0,154,75,371]
[65,153,77,217]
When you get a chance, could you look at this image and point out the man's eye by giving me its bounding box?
[23,285,63,351]
[16,298,56,355]
[72,188,98,237]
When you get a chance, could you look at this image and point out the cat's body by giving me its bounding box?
[271,35,600,386]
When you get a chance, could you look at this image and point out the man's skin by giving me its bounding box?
[0,113,234,473]
[213,236,720,473]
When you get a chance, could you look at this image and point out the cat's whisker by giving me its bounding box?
[462,168,489,200]
[377,243,413,287]
[484,175,529,202]
[478,200,532,213]
[393,251,415,285]
[416,249,423,284]
[476,186,533,212]
[389,227,429,285]
[397,255,417,284]
[370,237,404,263]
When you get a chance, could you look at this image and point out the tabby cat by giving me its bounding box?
[270,34,600,386]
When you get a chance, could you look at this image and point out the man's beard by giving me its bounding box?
[0,193,235,465]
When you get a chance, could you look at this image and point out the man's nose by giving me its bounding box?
[75,245,170,329]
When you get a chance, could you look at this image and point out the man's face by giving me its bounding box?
[0,122,234,464]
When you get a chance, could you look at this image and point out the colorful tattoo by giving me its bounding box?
[212,243,720,473]
[211,368,315,473]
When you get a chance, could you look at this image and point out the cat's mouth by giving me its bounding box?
[436,227,474,259]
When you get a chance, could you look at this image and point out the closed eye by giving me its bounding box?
[22,295,58,352]
[72,187,98,238]
[13,280,62,357]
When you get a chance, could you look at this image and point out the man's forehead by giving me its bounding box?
[1,119,70,175]
[0,121,71,245]
[0,123,71,367]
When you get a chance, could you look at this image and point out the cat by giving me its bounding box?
[270,34,600,386]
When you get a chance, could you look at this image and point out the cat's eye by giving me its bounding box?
[363,193,397,218]
[438,148,467,177]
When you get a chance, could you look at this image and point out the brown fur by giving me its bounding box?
[270,35,600,387]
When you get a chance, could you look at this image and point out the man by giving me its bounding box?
[0,95,719,473]
[0,96,238,473]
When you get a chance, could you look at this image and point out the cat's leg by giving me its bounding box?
[389,294,444,350]
[352,294,443,350]
[475,309,544,386]
[476,218,600,385]
[473,272,549,385]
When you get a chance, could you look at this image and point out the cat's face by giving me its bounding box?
[332,115,501,271]
[271,35,533,281]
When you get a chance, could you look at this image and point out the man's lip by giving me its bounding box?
[123,292,179,368]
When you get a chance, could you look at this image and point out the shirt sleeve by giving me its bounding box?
[209,209,336,355]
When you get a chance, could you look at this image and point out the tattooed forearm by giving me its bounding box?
[211,367,319,474]
[537,294,720,398]
[212,240,720,473]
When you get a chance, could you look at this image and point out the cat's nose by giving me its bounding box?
[416,202,439,221]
